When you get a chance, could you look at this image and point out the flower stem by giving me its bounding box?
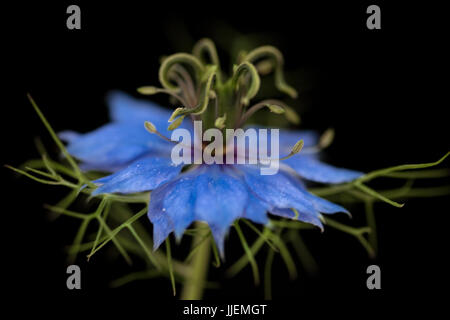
[181,222,211,300]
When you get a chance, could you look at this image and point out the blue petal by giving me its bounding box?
[281,172,350,215]
[148,165,248,256]
[59,130,81,143]
[148,171,198,249]
[270,207,323,230]
[284,155,363,183]
[243,192,270,225]
[151,215,173,251]
[62,123,172,171]
[148,174,197,249]
[91,157,182,195]
[194,166,248,255]
[239,165,349,226]
[240,165,319,217]
[61,92,194,172]
[107,91,173,125]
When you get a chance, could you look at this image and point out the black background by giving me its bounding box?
[4,0,449,316]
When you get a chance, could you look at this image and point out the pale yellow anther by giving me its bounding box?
[169,107,185,122]
[319,128,335,149]
[144,121,157,133]
[267,104,285,114]
[137,86,159,95]
[168,115,185,131]
[214,114,227,129]
[291,139,304,155]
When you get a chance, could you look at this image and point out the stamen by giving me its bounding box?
[137,86,158,95]
[238,102,283,126]
[301,128,335,154]
[144,121,157,133]
[214,114,227,129]
[280,139,304,161]
[236,99,300,128]
[267,105,285,114]
[230,139,305,164]
[170,65,198,107]
[168,115,185,131]
[144,121,177,144]
[144,121,194,150]
[137,86,189,108]
[212,90,219,118]
[283,105,301,125]
[292,208,300,220]
[255,60,273,75]
[319,127,335,149]
[257,139,304,163]
[169,66,217,119]
[168,72,193,105]
[169,107,184,122]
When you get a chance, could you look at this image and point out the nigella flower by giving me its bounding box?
[59,42,363,256]
[60,91,362,256]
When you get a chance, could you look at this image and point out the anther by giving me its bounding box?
[137,86,189,108]
[301,128,335,154]
[168,115,185,131]
[319,128,335,149]
[144,121,194,150]
[215,114,227,129]
[280,139,304,161]
[245,139,305,164]
[144,121,175,144]
[237,99,300,128]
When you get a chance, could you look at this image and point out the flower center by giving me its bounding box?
[137,39,301,133]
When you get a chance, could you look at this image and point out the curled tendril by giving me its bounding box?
[243,46,298,99]
[189,67,217,116]
[193,38,223,84]
[159,53,205,92]
[231,62,261,106]
[193,38,222,79]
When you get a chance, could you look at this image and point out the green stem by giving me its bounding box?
[181,222,211,300]
[365,200,377,254]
